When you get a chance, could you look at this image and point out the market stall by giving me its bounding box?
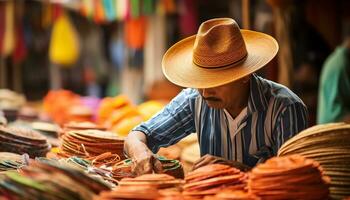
[1,0,350,199]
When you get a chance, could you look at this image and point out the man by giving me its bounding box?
[317,29,350,124]
[124,18,308,175]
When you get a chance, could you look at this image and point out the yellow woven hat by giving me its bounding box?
[162,18,279,88]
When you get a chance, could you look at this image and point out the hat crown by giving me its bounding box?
[193,18,247,68]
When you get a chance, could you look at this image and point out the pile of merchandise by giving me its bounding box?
[97,174,184,200]
[0,159,111,200]
[61,121,106,134]
[59,129,125,163]
[31,121,60,147]
[0,89,26,123]
[0,126,50,158]
[119,173,183,189]
[0,152,28,172]
[249,155,330,199]
[278,123,350,199]
[0,88,347,200]
[204,190,259,200]
[183,164,247,198]
[96,186,163,200]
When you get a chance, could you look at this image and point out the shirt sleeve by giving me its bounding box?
[273,102,309,154]
[132,88,198,153]
[339,67,350,114]
[317,49,350,123]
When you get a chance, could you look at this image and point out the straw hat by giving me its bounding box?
[162,18,279,88]
[278,123,350,199]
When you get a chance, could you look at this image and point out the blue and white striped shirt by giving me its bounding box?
[133,74,308,167]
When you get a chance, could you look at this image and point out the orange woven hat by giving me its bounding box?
[162,18,279,88]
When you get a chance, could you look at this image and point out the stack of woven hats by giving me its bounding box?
[97,174,183,200]
[183,164,247,198]
[119,173,184,189]
[0,159,110,199]
[278,123,350,199]
[0,152,28,171]
[60,121,106,136]
[60,129,124,161]
[249,155,330,199]
[0,126,50,158]
[204,190,259,200]
[96,186,162,200]
[0,89,26,122]
[31,121,60,147]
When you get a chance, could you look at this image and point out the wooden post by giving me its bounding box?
[242,0,250,29]
[49,63,62,89]
[267,0,294,88]
[13,63,22,92]
[0,57,7,88]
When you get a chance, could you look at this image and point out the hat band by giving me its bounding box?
[193,53,248,69]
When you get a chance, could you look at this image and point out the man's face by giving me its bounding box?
[197,77,250,109]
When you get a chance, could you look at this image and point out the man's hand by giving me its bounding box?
[130,150,163,176]
[192,154,251,172]
[124,131,163,176]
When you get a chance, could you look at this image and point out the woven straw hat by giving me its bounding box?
[278,123,350,199]
[162,18,279,88]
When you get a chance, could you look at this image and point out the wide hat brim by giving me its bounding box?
[162,30,279,89]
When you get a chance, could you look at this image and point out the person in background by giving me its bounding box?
[124,18,308,175]
[317,27,350,124]
[289,2,330,126]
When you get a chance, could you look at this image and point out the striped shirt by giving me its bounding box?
[133,74,308,167]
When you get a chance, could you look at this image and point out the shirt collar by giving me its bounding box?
[247,73,269,114]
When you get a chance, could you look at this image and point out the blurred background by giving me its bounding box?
[0,0,349,128]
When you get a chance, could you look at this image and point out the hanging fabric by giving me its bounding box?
[128,48,143,69]
[103,0,116,22]
[144,14,166,93]
[49,12,80,66]
[52,4,63,22]
[110,24,125,71]
[13,24,27,64]
[156,0,166,15]
[130,0,140,18]
[124,16,147,49]
[116,0,128,21]
[13,0,27,64]
[82,26,108,81]
[94,0,105,23]
[2,0,15,57]
[121,65,144,103]
[179,0,198,37]
[125,0,131,20]
[142,0,155,15]
[0,3,6,56]
[80,0,94,20]
[42,1,52,29]
[163,0,177,14]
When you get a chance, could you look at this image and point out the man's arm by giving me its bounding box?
[124,131,162,175]
[192,154,251,172]
[274,102,308,153]
[124,88,198,175]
